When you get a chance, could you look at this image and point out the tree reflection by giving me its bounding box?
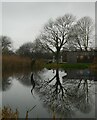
[64,78,93,114]
[17,70,44,88]
[2,76,12,91]
[2,68,95,117]
[17,73,32,87]
[35,68,94,118]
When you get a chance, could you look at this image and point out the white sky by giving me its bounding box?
[1,1,95,50]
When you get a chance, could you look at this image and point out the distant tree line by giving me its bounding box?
[0,36,14,55]
[0,35,53,60]
[0,14,95,62]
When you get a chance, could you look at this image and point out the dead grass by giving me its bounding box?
[90,57,97,69]
[1,106,59,119]
[2,106,19,119]
[32,59,45,70]
[2,55,32,72]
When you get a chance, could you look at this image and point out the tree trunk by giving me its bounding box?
[56,51,60,64]
[85,46,88,51]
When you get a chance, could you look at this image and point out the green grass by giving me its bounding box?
[45,63,91,69]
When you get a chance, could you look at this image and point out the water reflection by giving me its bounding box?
[2,68,95,118]
[34,68,95,118]
[31,73,35,96]
[65,69,97,80]
[17,73,32,87]
[2,76,12,91]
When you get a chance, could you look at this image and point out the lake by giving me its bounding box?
[1,68,97,118]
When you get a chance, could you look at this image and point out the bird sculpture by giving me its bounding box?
[31,73,35,97]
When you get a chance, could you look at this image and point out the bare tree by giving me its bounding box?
[67,16,94,51]
[0,36,12,54]
[32,39,51,59]
[37,14,75,63]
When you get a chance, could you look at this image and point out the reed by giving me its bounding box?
[90,57,97,69]
[32,59,45,70]
[1,106,59,119]
[2,106,19,119]
[2,55,32,72]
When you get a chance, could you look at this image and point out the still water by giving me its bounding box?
[1,68,96,118]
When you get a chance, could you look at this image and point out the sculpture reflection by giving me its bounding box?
[30,73,35,96]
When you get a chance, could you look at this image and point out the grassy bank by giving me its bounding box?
[2,55,32,72]
[45,63,91,69]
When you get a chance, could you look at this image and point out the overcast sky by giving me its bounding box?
[2,2,95,50]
